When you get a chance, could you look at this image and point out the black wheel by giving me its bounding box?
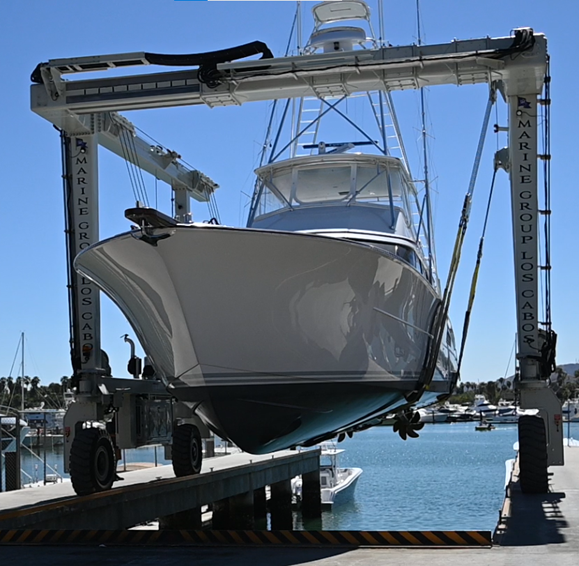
[172,424,202,477]
[518,415,549,494]
[70,426,116,496]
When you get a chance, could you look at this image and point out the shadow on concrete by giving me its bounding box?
[0,546,356,566]
[499,481,568,546]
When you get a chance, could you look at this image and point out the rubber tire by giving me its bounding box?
[172,424,203,477]
[70,427,116,496]
[518,415,549,494]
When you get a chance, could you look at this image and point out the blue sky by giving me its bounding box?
[0,0,577,386]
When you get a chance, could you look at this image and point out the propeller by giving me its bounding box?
[337,429,355,442]
[392,409,424,440]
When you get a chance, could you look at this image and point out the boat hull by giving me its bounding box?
[75,225,452,452]
[325,467,363,507]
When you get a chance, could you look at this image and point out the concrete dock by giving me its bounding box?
[0,449,320,529]
[0,447,578,565]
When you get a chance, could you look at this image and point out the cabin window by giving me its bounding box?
[295,166,352,203]
[256,170,293,216]
[354,166,391,201]
[446,327,456,349]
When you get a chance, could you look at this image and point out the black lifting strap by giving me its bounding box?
[456,168,498,377]
[418,86,496,395]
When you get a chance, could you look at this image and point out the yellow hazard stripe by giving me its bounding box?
[228,531,244,544]
[399,532,422,545]
[377,531,401,545]
[32,530,49,544]
[467,531,492,545]
[280,531,301,545]
[245,531,262,544]
[0,529,492,546]
[262,531,281,544]
[211,531,229,544]
[443,531,468,545]
[340,531,361,545]
[2,530,18,543]
[359,531,380,545]
[318,531,341,544]
[15,530,33,543]
[421,531,446,545]
[300,531,321,544]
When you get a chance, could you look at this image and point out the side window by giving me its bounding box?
[446,327,456,349]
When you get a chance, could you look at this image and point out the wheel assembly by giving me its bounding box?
[172,423,203,477]
[69,426,117,496]
[518,415,549,494]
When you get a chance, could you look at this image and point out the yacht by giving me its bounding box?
[471,395,498,419]
[74,1,457,454]
[418,408,449,424]
[292,444,362,508]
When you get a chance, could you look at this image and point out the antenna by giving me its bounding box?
[416,0,434,281]
[378,0,385,48]
[297,1,303,55]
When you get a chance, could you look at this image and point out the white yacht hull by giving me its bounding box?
[75,225,452,452]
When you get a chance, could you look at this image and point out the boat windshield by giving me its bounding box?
[252,156,416,235]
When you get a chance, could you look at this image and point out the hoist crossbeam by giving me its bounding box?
[31,33,547,120]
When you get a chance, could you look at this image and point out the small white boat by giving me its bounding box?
[292,444,362,508]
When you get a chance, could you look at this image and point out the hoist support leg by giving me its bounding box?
[519,385,564,467]
[506,91,563,492]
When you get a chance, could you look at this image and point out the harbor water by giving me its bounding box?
[16,421,579,532]
[313,421,579,532]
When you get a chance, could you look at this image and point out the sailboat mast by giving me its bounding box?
[21,331,25,412]
[416,0,434,280]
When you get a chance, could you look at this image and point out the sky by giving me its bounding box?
[0,0,577,387]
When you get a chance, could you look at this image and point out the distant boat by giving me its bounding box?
[475,422,495,432]
[292,444,362,509]
[418,408,448,424]
[471,395,498,418]
[484,402,538,425]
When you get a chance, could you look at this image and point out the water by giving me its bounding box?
[15,422,579,532]
[312,421,579,532]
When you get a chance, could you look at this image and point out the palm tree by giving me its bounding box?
[30,376,41,405]
[498,377,505,400]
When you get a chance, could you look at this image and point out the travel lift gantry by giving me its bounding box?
[31,24,563,494]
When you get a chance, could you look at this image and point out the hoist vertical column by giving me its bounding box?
[508,94,540,378]
[62,133,106,473]
[63,134,102,377]
[507,93,563,470]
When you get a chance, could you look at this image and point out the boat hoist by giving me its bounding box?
[31,19,561,494]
